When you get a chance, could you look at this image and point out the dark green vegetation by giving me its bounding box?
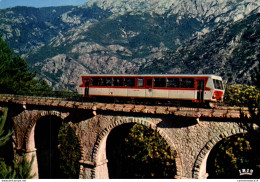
[0,107,35,179]
[107,124,176,178]
[207,133,260,179]
[58,122,81,178]
[0,154,36,179]
[0,114,80,179]
[215,65,260,179]
[0,36,52,95]
[0,37,81,179]
[34,116,81,179]
[224,85,260,107]
[0,107,11,147]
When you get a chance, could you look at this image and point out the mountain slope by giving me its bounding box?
[0,6,76,55]
[0,0,259,90]
[140,13,260,85]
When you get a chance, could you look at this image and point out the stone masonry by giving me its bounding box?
[0,94,255,179]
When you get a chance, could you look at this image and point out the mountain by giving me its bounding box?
[0,6,76,55]
[0,0,259,90]
[140,13,260,85]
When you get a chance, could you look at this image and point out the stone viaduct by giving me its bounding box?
[0,94,255,179]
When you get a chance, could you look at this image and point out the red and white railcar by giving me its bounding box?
[79,74,224,104]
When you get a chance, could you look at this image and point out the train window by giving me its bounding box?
[125,78,135,87]
[84,78,90,86]
[167,78,179,88]
[213,79,223,90]
[154,78,166,87]
[147,79,152,86]
[181,78,194,88]
[137,78,144,87]
[113,77,124,86]
[91,77,101,86]
[101,77,112,86]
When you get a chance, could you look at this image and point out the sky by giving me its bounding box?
[0,0,89,9]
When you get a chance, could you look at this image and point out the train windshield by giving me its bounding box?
[213,79,223,90]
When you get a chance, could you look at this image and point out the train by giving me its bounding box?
[79,74,224,107]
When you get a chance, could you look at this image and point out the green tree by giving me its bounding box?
[0,154,36,179]
[13,154,36,179]
[124,124,176,178]
[0,36,52,95]
[224,85,259,107]
[107,124,176,178]
[212,65,260,179]
[0,107,12,147]
[208,134,259,179]
[58,122,81,178]
[0,107,35,179]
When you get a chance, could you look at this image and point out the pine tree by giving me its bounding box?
[0,107,14,178]
[58,122,81,178]
[0,107,11,147]
[0,154,36,179]
[0,107,35,179]
[0,161,15,179]
[0,36,52,95]
[13,154,36,179]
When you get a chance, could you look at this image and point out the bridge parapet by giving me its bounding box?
[0,94,251,120]
[0,94,257,179]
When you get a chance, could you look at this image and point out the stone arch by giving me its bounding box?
[18,110,68,179]
[24,110,67,151]
[92,117,183,179]
[192,127,248,179]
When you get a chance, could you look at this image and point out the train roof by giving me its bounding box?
[81,74,223,79]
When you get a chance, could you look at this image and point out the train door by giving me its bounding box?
[145,78,153,98]
[84,78,90,97]
[196,79,205,102]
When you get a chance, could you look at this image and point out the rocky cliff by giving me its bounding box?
[140,13,260,85]
[0,0,259,90]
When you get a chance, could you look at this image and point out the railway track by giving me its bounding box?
[0,94,254,120]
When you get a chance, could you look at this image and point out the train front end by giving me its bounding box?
[209,75,225,102]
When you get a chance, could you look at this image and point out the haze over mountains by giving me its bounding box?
[0,0,87,9]
[0,0,259,90]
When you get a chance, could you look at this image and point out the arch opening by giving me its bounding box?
[35,115,62,179]
[106,123,177,179]
[206,133,260,179]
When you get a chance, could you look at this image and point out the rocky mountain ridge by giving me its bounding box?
[0,0,259,90]
[140,13,260,85]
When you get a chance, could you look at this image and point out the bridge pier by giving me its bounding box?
[25,123,39,179]
[0,95,255,179]
[24,149,39,179]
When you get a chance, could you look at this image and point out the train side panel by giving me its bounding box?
[151,89,168,99]
[128,88,145,97]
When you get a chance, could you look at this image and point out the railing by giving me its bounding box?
[0,93,257,119]
[0,91,81,101]
[0,93,258,112]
